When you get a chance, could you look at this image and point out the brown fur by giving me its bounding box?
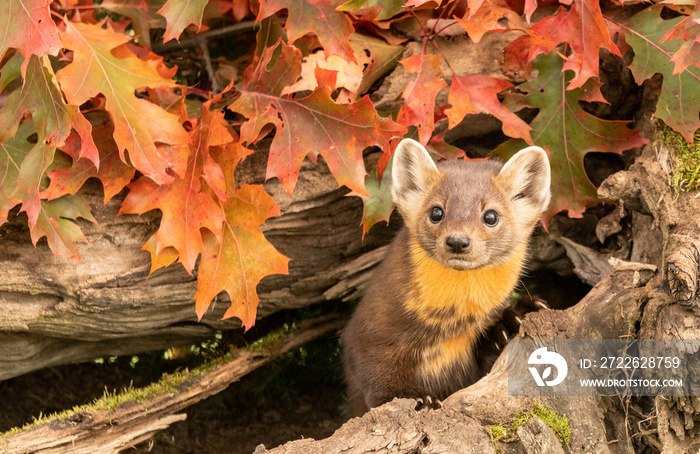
[342,139,551,416]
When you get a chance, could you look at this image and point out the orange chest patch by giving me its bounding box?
[405,243,526,324]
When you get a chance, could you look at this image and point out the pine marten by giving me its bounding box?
[342,138,551,415]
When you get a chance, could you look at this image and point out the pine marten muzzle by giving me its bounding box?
[342,139,551,416]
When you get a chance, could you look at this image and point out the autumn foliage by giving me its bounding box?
[0,0,698,329]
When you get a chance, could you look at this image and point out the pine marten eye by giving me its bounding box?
[429,206,444,223]
[482,209,499,227]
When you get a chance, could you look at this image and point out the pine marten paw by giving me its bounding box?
[493,295,549,349]
[475,295,549,375]
[415,395,442,411]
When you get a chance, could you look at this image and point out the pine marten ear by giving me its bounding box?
[391,139,440,211]
[496,146,551,216]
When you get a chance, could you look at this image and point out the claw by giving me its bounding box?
[495,342,501,350]
[514,315,523,325]
[535,300,549,310]
[501,330,509,342]
[415,395,442,411]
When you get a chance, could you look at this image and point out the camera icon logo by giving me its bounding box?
[528,347,568,387]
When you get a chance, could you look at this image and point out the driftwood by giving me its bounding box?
[252,142,700,453]
[0,314,345,454]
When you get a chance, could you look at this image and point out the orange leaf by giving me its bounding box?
[57,20,190,184]
[257,0,356,62]
[527,0,621,88]
[234,87,406,196]
[143,233,179,273]
[455,3,527,43]
[41,114,136,204]
[0,55,97,166]
[232,41,405,196]
[446,76,533,144]
[118,105,235,273]
[396,54,446,145]
[194,184,289,329]
[29,195,96,260]
[157,0,209,42]
[0,0,62,74]
[662,15,700,74]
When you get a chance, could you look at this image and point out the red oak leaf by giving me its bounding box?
[494,52,648,224]
[396,54,446,145]
[142,233,179,273]
[257,0,356,62]
[615,6,700,142]
[455,3,527,43]
[158,0,209,42]
[41,112,136,204]
[29,195,97,261]
[0,0,62,74]
[526,0,621,88]
[118,104,234,273]
[351,158,394,238]
[0,55,97,166]
[57,20,190,184]
[445,75,533,144]
[0,121,54,225]
[662,15,700,74]
[230,41,405,196]
[337,0,404,21]
[194,184,289,329]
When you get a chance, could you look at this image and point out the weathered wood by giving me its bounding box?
[256,265,652,454]
[0,143,396,381]
[253,142,700,454]
[0,314,345,454]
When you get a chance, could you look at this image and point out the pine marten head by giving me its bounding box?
[391,139,551,271]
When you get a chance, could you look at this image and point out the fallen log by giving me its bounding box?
[0,314,345,454]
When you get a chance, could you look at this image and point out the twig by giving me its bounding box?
[152,21,259,54]
[199,39,221,94]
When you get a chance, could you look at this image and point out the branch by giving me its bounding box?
[0,314,345,454]
[151,22,259,54]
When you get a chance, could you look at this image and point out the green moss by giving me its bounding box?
[512,404,571,447]
[656,119,700,192]
[489,424,506,453]
[535,405,571,445]
[248,322,296,352]
[489,424,509,442]
[0,323,302,441]
[0,365,206,441]
[488,404,571,450]
[0,323,306,441]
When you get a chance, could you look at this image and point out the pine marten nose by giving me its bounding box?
[445,235,471,253]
